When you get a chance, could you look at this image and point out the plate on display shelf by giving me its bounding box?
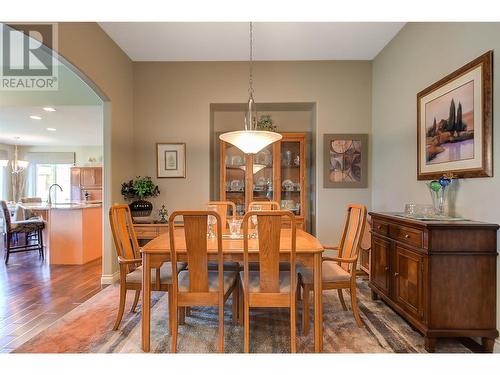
[282,179,295,191]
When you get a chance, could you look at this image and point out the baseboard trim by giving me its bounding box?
[494,338,500,353]
[101,271,119,285]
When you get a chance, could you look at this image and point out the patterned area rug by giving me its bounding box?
[14,278,471,353]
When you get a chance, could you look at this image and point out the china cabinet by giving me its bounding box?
[219,132,308,230]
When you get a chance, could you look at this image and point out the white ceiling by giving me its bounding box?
[99,22,405,61]
[0,105,103,146]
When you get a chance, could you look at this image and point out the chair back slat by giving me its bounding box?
[0,201,12,231]
[184,215,210,292]
[257,215,282,292]
[109,205,140,265]
[242,210,296,294]
[337,204,367,273]
[170,211,223,294]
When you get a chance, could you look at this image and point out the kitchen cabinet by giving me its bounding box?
[71,167,103,202]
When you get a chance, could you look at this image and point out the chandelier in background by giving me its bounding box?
[219,22,282,154]
[0,138,29,174]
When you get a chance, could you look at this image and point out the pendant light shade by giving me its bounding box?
[238,163,266,174]
[220,130,281,154]
[219,22,282,154]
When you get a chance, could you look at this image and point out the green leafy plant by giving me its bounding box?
[256,114,277,132]
[121,176,160,201]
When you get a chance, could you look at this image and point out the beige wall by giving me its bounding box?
[372,22,500,350]
[134,61,372,244]
[58,23,135,280]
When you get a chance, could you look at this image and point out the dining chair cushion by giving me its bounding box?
[10,219,45,233]
[126,262,187,285]
[246,262,294,271]
[177,270,238,293]
[240,271,293,293]
[299,261,351,284]
[207,262,241,271]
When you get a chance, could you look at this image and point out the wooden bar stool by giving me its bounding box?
[1,200,45,264]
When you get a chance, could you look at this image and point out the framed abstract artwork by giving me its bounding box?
[417,51,493,180]
[323,133,368,188]
[156,143,186,178]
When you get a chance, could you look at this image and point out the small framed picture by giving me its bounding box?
[417,51,493,180]
[323,134,368,188]
[156,143,186,178]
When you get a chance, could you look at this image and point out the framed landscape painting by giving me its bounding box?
[323,133,368,188]
[417,51,493,180]
[157,143,186,178]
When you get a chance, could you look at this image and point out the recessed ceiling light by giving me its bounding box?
[43,107,56,112]
[30,115,42,120]
[46,128,57,132]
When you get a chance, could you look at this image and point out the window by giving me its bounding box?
[35,164,72,203]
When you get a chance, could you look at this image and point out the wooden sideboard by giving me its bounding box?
[369,212,498,352]
[133,223,169,240]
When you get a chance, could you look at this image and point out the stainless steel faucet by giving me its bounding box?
[48,183,63,205]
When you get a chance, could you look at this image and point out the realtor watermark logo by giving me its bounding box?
[0,23,58,90]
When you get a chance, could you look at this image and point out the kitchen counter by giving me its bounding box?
[20,201,102,265]
[19,201,102,211]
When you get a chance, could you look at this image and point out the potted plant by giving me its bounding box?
[256,114,277,132]
[121,176,160,221]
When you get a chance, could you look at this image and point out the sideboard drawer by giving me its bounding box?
[389,225,423,248]
[372,219,389,236]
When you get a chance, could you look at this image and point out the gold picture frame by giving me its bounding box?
[417,51,493,180]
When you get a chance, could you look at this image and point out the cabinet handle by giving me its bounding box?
[394,272,399,277]
[377,225,382,229]
[404,234,410,238]
[384,266,389,271]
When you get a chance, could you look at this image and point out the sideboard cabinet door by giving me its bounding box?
[371,236,391,296]
[394,245,425,321]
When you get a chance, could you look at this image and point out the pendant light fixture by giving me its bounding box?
[219,22,282,154]
[10,138,29,174]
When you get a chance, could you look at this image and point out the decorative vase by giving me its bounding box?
[426,177,455,217]
[129,200,153,222]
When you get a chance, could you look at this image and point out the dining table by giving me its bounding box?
[141,227,324,352]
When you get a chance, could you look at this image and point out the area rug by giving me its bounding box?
[13,278,471,353]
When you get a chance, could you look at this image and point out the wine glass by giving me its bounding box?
[207,205,217,239]
[250,204,262,239]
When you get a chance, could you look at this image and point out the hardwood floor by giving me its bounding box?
[0,237,104,352]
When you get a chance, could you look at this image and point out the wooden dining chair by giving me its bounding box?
[240,210,298,353]
[248,201,280,211]
[298,204,367,333]
[247,201,290,271]
[169,210,240,353]
[109,204,186,331]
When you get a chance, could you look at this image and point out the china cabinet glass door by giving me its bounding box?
[251,144,275,203]
[280,137,305,220]
[222,143,246,216]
